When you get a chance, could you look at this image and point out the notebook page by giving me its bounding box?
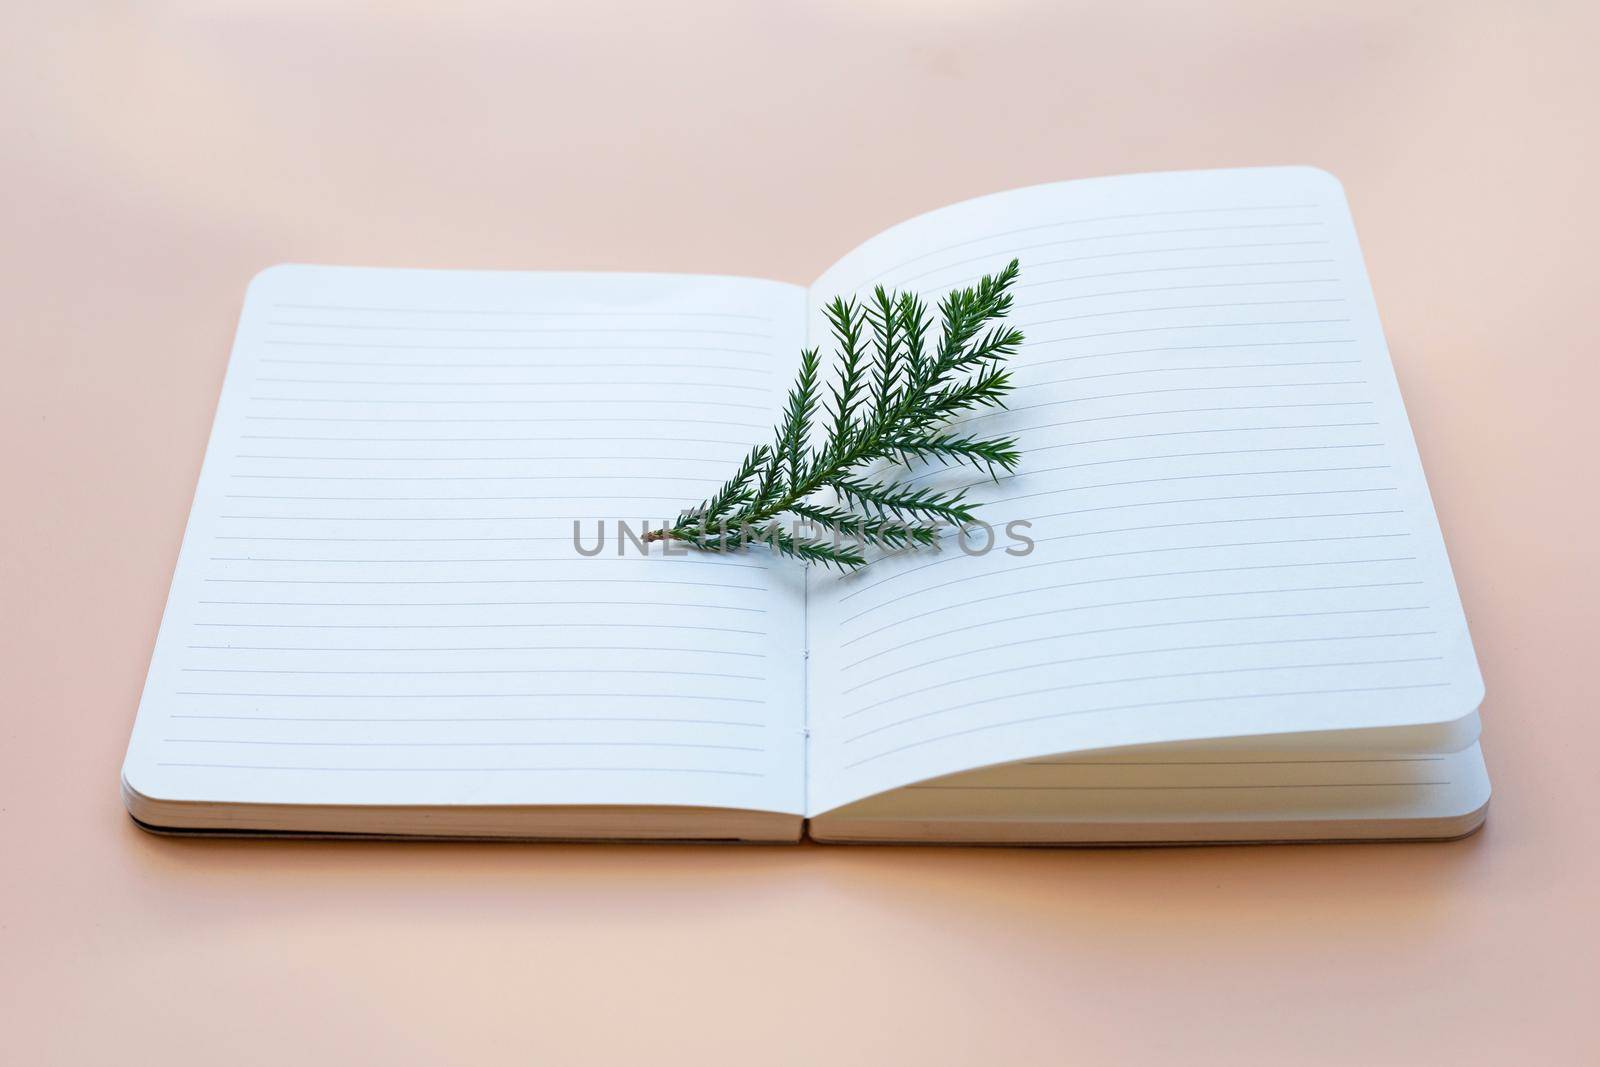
[122,266,809,815]
[803,168,1483,814]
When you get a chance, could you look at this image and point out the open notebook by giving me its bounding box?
[121,166,1489,844]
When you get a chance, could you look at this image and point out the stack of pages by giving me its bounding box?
[121,166,1489,843]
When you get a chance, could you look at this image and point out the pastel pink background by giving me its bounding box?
[3,2,1596,1063]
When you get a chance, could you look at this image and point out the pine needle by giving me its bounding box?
[646,260,1025,569]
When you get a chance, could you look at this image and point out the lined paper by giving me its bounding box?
[123,268,810,814]
[804,168,1484,813]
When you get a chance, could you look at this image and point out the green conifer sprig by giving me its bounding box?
[644,260,1024,569]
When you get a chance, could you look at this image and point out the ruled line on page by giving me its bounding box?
[902,240,1335,287]
[180,667,766,680]
[202,578,768,589]
[837,203,1323,288]
[271,303,777,320]
[193,622,767,634]
[1024,423,1383,450]
[1026,278,1343,307]
[215,513,714,521]
[843,654,1445,721]
[992,467,1395,507]
[233,454,740,463]
[918,260,1342,300]
[238,435,760,444]
[1020,359,1364,386]
[1019,756,1445,767]
[1029,487,1403,519]
[196,599,766,611]
[899,218,1324,265]
[243,416,770,427]
[888,226,1328,280]
[212,531,656,543]
[172,714,770,726]
[163,738,767,752]
[929,246,1338,290]
[211,531,675,537]
[840,684,1454,767]
[227,473,723,482]
[202,559,766,572]
[1017,297,1347,326]
[899,441,1386,488]
[175,691,769,703]
[255,378,772,392]
[895,231,1331,286]
[964,384,1372,427]
[864,511,1414,575]
[903,781,1451,791]
[245,397,772,411]
[187,645,768,658]
[840,629,1438,695]
[259,360,776,373]
[156,763,768,776]
[222,496,702,504]
[1024,339,1362,371]
[839,557,1419,627]
[1014,257,1338,284]
[207,556,744,564]
[261,341,775,353]
[841,530,1411,601]
[266,323,775,339]
[1034,509,1407,539]
[839,588,1430,669]
[983,404,1377,438]
[1023,320,1352,345]
[898,458,1394,506]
